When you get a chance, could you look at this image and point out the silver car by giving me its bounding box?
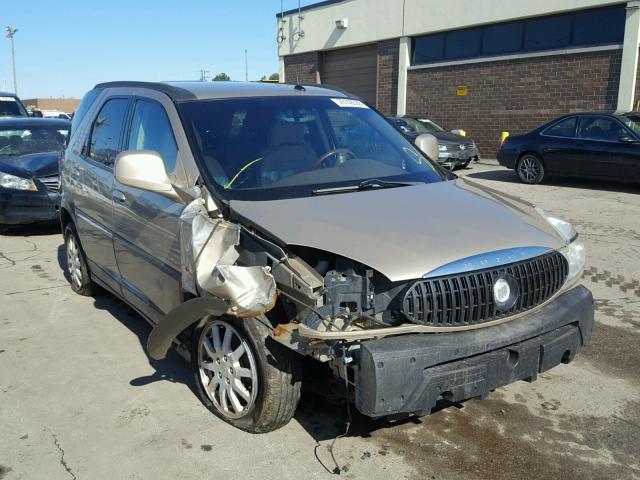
[60,81,593,433]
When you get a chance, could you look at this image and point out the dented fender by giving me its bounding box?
[147,297,227,360]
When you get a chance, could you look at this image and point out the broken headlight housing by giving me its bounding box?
[0,171,37,191]
[536,208,585,285]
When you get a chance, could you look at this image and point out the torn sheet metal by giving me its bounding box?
[180,198,277,317]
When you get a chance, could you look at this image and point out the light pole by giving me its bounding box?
[5,26,18,95]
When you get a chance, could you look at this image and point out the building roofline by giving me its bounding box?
[276,0,345,18]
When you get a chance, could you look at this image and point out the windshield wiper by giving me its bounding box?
[312,179,417,195]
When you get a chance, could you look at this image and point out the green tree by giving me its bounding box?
[213,73,231,81]
[268,73,279,81]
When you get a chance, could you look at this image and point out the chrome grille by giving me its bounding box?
[37,175,60,193]
[401,251,568,327]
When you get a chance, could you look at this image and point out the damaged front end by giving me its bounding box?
[146,188,594,421]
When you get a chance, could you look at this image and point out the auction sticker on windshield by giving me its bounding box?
[331,98,368,108]
[0,97,17,102]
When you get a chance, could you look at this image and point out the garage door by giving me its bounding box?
[322,44,378,106]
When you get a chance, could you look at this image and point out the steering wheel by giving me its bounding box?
[312,148,356,170]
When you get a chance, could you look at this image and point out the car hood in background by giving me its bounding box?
[0,152,59,177]
[404,130,473,145]
[230,178,565,282]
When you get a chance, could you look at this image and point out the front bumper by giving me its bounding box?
[438,148,479,167]
[354,285,593,417]
[0,188,60,225]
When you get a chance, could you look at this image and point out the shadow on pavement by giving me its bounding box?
[55,246,196,395]
[466,169,640,194]
[89,294,195,393]
[1,222,61,237]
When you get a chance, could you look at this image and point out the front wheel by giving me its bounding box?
[192,316,301,433]
[517,154,546,184]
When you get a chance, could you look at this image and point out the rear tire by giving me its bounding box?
[517,154,545,184]
[192,316,301,433]
[64,224,95,296]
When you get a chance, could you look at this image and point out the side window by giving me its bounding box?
[128,99,178,172]
[578,117,627,142]
[87,98,129,167]
[543,117,577,138]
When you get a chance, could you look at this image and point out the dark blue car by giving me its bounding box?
[0,117,69,230]
[497,112,640,184]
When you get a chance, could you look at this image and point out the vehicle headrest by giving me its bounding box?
[268,122,306,146]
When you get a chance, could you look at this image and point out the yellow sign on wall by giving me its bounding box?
[456,86,468,96]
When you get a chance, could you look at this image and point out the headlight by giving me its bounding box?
[0,171,37,191]
[537,208,585,284]
[438,144,448,152]
[560,239,585,283]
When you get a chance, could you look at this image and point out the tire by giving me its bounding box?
[192,316,301,433]
[517,153,546,184]
[64,224,95,296]
[464,159,471,168]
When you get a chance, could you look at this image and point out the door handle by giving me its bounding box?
[112,190,127,204]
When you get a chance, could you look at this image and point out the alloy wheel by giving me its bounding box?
[198,320,259,419]
[518,156,542,182]
[66,234,83,289]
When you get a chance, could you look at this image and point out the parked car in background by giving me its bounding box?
[0,118,69,230]
[388,116,479,169]
[31,109,72,120]
[497,112,640,184]
[60,81,592,433]
[0,92,29,118]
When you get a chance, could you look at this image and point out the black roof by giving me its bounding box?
[0,91,20,98]
[0,117,70,128]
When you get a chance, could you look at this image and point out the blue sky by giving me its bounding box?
[1,0,317,99]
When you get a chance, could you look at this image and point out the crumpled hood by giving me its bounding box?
[0,151,59,177]
[230,178,565,282]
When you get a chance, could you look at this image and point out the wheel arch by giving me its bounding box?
[517,150,545,166]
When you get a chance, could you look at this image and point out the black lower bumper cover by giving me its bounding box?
[355,285,593,417]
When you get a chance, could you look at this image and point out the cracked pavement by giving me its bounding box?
[0,162,639,479]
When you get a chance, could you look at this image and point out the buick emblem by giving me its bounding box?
[493,275,519,311]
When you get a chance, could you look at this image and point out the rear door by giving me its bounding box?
[74,96,131,293]
[111,97,184,321]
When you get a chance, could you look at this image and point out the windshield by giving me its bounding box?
[180,96,447,201]
[620,115,640,135]
[390,117,445,135]
[0,127,69,156]
[0,96,28,117]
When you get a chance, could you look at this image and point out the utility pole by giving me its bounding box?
[5,26,18,95]
[199,69,210,81]
[245,49,248,81]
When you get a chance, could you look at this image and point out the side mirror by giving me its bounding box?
[114,150,181,201]
[414,133,439,161]
[618,135,637,144]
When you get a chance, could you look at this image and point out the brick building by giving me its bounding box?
[276,0,640,156]
[22,98,80,114]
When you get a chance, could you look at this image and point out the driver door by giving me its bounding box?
[111,98,184,322]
